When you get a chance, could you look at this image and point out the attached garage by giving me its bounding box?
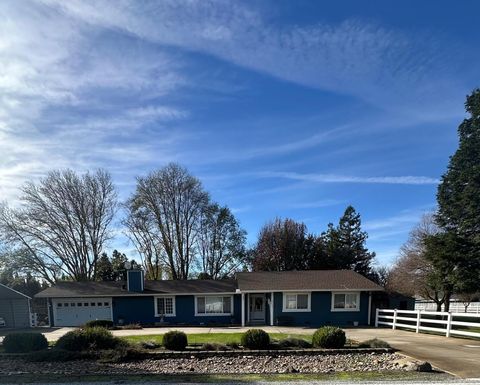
[0,283,31,329]
[52,297,112,326]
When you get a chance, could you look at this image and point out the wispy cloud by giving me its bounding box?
[289,199,344,209]
[256,171,440,185]
[42,0,470,119]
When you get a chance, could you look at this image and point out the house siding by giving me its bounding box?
[273,291,370,327]
[112,294,242,325]
[0,298,30,328]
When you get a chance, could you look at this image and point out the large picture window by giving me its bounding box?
[331,292,360,311]
[282,293,311,312]
[155,296,175,317]
[196,296,233,316]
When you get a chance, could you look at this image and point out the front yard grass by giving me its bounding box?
[122,332,312,346]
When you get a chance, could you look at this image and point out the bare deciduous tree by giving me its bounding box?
[126,163,209,280]
[0,169,117,283]
[388,213,448,311]
[197,204,246,279]
[123,208,164,280]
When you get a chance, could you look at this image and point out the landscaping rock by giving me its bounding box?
[0,352,415,375]
[415,361,433,372]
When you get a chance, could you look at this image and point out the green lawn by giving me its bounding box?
[122,332,312,345]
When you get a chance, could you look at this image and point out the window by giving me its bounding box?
[57,303,62,307]
[196,296,233,315]
[104,302,109,306]
[282,293,311,312]
[155,296,175,317]
[84,303,89,307]
[331,292,360,311]
[77,303,82,307]
[64,303,69,307]
[97,302,102,306]
[91,303,96,307]
[70,303,75,307]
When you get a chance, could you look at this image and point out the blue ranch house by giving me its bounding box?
[36,270,383,327]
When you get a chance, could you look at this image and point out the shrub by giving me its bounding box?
[241,329,270,350]
[3,332,48,353]
[201,342,230,351]
[55,327,121,351]
[277,337,312,349]
[84,320,114,329]
[162,331,188,351]
[312,326,346,349]
[358,338,390,349]
[98,345,145,363]
[119,323,142,330]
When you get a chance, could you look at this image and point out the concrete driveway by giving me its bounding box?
[345,328,480,379]
[16,326,480,378]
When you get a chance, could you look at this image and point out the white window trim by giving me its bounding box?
[331,291,361,312]
[282,292,311,312]
[194,295,234,316]
[154,296,176,317]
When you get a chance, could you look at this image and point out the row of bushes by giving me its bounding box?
[160,327,347,351]
[2,326,388,354]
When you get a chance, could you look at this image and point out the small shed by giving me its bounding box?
[0,283,32,328]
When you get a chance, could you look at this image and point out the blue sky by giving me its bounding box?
[1,0,478,266]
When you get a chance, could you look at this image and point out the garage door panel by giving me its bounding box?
[53,297,112,326]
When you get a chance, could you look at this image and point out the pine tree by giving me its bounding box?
[111,250,128,281]
[323,206,375,276]
[95,252,114,281]
[434,89,480,295]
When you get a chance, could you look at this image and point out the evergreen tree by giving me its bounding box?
[435,89,480,295]
[322,206,375,276]
[110,250,128,281]
[95,252,114,281]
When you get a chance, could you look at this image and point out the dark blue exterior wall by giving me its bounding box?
[111,291,370,327]
[127,270,143,292]
[272,291,370,327]
[112,294,241,325]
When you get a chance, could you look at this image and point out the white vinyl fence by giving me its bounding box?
[415,301,480,314]
[375,309,480,338]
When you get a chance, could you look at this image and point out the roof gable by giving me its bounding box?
[0,283,31,299]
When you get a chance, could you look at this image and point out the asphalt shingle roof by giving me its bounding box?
[35,270,383,298]
[235,270,383,292]
[35,279,237,298]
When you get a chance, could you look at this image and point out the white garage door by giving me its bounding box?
[53,297,112,327]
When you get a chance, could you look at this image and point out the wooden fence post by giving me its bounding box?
[416,309,421,333]
[392,309,397,330]
[446,312,452,337]
[375,308,379,327]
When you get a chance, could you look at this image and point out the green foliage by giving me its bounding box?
[162,331,188,350]
[321,206,375,276]
[312,327,346,349]
[2,332,48,353]
[358,338,390,349]
[95,252,114,281]
[251,207,375,277]
[276,337,311,349]
[55,327,121,351]
[241,329,270,349]
[436,89,480,294]
[140,340,160,350]
[84,320,114,329]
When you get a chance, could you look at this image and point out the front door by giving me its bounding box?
[249,294,265,322]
